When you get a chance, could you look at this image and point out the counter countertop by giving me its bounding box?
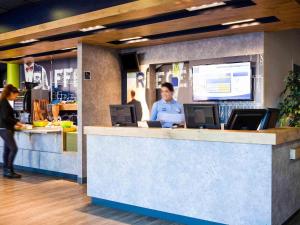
[18,127,62,134]
[84,126,300,145]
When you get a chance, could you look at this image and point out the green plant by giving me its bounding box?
[279,70,300,127]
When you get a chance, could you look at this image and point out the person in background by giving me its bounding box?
[0,84,24,178]
[150,82,185,128]
[128,90,143,121]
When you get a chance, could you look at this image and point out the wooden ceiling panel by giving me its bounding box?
[0,0,210,45]
[2,51,77,64]
[0,38,78,59]
[97,21,294,49]
[0,0,299,61]
[82,5,278,43]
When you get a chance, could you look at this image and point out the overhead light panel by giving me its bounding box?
[119,36,142,42]
[126,38,149,44]
[11,55,26,59]
[79,25,106,32]
[222,19,255,26]
[186,2,226,11]
[230,22,261,29]
[61,47,77,51]
[20,39,38,44]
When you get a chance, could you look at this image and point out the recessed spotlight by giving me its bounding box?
[61,47,77,51]
[186,2,226,11]
[119,36,142,42]
[230,22,261,29]
[20,39,38,44]
[126,38,149,44]
[79,25,106,32]
[222,19,256,26]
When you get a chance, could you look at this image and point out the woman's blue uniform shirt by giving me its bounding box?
[150,99,185,128]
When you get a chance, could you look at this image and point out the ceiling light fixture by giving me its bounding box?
[119,36,142,42]
[79,25,106,32]
[222,18,255,26]
[61,47,77,51]
[20,39,38,44]
[230,21,261,29]
[11,55,26,59]
[186,2,226,11]
[126,38,149,44]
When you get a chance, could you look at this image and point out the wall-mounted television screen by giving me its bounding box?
[120,52,140,72]
[192,62,253,101]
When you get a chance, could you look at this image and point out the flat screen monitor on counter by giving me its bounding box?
[184,104,220,129]
[192,62,253,101]
[226,109,266,130]
[110,105,137,127]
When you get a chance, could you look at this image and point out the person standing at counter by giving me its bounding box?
[0,84,24,179]
[150,82,185,128]
[128,90,143,121]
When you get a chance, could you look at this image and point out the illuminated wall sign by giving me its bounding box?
[54,68,78,88]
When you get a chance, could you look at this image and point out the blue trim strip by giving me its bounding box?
[0,163,77,181]
[91,197,226,225]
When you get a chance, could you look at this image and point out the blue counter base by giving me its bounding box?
[91,197,226,225]
[0,163,77,181]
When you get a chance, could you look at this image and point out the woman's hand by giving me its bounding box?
[15,122,25,129]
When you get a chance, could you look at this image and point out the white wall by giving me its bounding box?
[264,29,300,108]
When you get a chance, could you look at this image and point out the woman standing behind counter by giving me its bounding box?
[150,82,185,128]
[0,84,24,179]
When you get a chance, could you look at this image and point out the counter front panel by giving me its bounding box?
[85,127,300,225]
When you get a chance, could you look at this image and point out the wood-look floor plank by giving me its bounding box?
[0,169,178,225]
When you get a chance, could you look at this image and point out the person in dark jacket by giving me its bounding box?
[127,90,143,121]
[0,84,24,178]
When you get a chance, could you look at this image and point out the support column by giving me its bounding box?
[7,63,20,88]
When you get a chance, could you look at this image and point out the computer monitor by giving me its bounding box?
[259,108,279,130]
[226,109,267,130]
[184,104,221,129]
[110,105,137,127]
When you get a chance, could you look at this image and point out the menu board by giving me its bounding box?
[193,62,252,101]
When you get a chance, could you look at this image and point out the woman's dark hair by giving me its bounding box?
[161,82,174,92]
[0,84,20,100]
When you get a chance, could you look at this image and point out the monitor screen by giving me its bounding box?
[226,109,266,130]
[259,108,279,130]
[184,104,220,129]
[110,105,137,127]
[192,62,252,101]
[294,64,300,74]
[120,53,140,72]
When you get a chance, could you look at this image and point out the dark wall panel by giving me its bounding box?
[0,63,7,88]
[0,0,135,33]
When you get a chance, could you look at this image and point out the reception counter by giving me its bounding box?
[0,128,77,179]
[85,127,300,225]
